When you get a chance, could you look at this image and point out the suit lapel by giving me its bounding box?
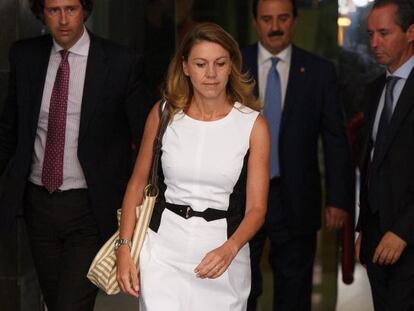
[373,69,414,167]
[359,75,385,169]
[78,33,108,144]
[29,36,53,137]
[280,46,306,134]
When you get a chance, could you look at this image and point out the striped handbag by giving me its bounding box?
[87,101,169,294]
[86,188,158,294]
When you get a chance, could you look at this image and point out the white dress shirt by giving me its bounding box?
[29,27,90,190]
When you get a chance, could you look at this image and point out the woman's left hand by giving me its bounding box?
[194,239,239,279]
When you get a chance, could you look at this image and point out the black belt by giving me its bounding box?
[27,182,87,195]
[165,202,228,222]
[270,177,281,186]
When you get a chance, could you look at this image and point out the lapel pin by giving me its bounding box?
[300,67,306,73]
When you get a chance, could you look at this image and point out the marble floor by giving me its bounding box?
[94,291,138,310]
[336,264,374,311]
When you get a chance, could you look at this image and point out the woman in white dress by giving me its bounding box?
[116,22,269,311]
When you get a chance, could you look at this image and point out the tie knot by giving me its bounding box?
[271,57,280,67]
[60,50,69,61]
[386,75,400,91]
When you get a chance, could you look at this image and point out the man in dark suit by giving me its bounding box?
[355,0,414,309]
[0,0,148,310]
[242,0,351,310]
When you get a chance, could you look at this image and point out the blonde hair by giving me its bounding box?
[164,22,261,118]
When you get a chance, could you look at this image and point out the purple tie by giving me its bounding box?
[42,50,70,193]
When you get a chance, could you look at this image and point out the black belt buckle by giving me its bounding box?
[166,203,227,222]
[185,206,191,219]
[176,205,193,219]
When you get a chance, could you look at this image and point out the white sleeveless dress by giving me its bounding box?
[139,102,259,311]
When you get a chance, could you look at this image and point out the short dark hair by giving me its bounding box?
[29,0,94,22]
[372,0,414,31]
[252,0,298,19]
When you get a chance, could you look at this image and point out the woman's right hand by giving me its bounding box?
[116,246,140,297]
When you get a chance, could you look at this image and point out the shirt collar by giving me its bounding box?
[52,26,90,56]
[386,54,414,80]
[258,42,292,65]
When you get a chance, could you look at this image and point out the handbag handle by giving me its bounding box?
[147,99,169,196]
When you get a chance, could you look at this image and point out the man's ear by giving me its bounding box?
[407,24,414,44]
[252,18,258,31]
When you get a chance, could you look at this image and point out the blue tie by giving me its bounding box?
[263,57,281,178]
[374,76,400,159]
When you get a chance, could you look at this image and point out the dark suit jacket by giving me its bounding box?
[0,32,149,240]
[242,44,351,234]
[358,68,414,246]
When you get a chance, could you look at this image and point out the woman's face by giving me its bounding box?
[182,40,232,101]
